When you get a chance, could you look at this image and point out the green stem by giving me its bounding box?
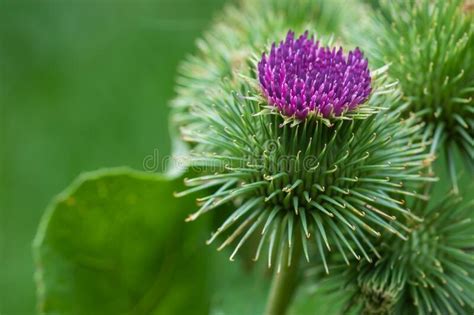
[264,239,302,315]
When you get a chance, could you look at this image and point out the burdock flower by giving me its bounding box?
[258,31,372,119]
[178,31,433,271]
[171,0,356,132]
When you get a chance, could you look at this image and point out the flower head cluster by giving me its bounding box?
[258,31,372,119]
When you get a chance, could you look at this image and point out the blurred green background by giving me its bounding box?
[0,0,225,313]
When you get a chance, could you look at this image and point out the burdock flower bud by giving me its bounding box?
[344,194,474,315]
[354,0,474,192]
[177,31,433,271]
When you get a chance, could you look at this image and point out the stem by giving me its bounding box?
[264,239,302,315]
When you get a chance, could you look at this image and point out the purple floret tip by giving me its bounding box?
[258,31,372,119]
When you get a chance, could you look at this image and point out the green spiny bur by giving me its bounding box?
[342,194,474,315]
[352,0,474,192]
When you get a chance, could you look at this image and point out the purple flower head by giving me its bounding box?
[258,31,372,119]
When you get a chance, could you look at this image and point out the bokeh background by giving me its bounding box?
[1,0,224,313]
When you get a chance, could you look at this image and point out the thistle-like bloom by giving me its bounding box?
[258,31,372,119]
[172,0,358,131]
[177,33,433,271]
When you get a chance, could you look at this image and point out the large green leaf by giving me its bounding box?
[33,168,211,315]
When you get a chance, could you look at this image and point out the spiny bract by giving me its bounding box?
[176,31,434,272]
[343,194,474,315]
[353,0,474,192]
